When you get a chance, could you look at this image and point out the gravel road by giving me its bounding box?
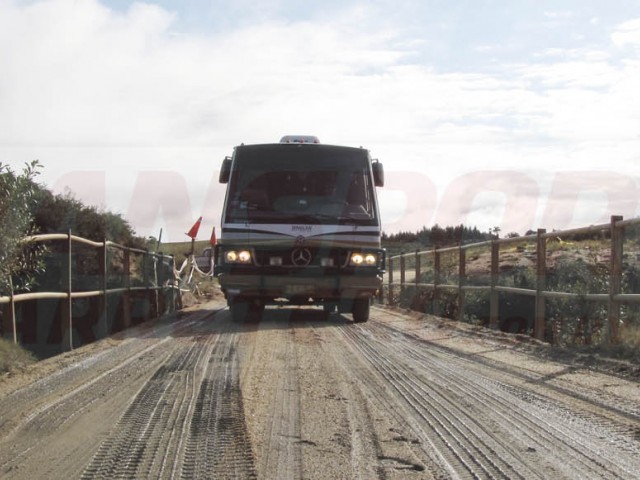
[0,300,638,479]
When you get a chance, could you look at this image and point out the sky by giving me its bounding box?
[1,0,640,241]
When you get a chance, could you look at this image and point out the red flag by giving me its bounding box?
[186,216,203,239]
[210,226,217,246]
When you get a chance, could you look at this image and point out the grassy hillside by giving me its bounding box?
[159,240,213,265]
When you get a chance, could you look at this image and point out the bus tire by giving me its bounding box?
[230,300,250,323]
[352,297,370,323]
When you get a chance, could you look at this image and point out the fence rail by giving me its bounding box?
[0,231,177,351]
[386,215,640,344]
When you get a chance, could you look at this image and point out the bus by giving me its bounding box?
[214,136,385,322]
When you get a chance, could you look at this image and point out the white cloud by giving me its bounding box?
[1,1,640,238]
[1,0,412,149]
[544,11,574,19]
[612,18,640,47]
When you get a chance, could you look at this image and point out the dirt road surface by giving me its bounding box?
[1,301,639,479]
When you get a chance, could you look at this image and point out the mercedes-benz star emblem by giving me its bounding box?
[291,248,312,267]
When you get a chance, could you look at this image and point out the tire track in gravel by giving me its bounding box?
[332,323,521,479]
[301,315,433,479]
[180,331,257,479]
[266,327,302,479]
[0,312,218,477]
[368,318,640,474]
[329,311,640,479]
[4,301,638,479]
[81,337,217,479]
[243,308,409,480]
[0,309,214,438]
[80,311,256,479]
[0,342,175,479]
[375,307,640,423]
[249,315,303,480]
[0,310,253,478]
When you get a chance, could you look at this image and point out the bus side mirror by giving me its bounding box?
[372,161,384,187]
[219,157,232,183]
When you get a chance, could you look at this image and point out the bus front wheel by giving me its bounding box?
[352,297,370,323]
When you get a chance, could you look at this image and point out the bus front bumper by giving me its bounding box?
[218,273,382,302]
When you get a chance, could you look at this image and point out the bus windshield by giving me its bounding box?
[224,145,378,226]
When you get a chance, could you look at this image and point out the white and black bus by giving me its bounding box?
[215,136,385,322]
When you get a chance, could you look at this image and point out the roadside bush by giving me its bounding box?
[620,265,640,349]
[2,161,148,289]
[398,285,460,319]
[461,290,490,325]
[546,259,608,346]
[0,161,46,294]
[33,189,142,246]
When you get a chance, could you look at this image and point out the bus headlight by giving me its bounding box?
[225,250,252,264]
[350,252,378,266]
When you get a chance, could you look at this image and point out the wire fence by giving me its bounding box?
[0,231,178,354]
[386,215,640,346]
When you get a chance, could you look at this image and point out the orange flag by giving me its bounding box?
[186,216,203,239]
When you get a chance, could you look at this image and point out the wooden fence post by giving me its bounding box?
[66,230,73,350]
[153,254,160,317]
[458,246,466,322]
[609,215,623,344]
[156,254,164,314]
[143,252,150,322]
[9,276,17,344]
[98,239,108,339]
[123,249,131,329]
[535,229,547,341]
[170,256,177,312]
[387,257,394,305]
[433,247,440,316]
[490,241,499,329]
[415,250,420,287]
[400,254,406,299]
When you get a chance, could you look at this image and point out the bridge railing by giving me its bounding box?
[386,215,640,345]
[0,231,177,351]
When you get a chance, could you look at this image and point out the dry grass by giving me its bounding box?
[562,323,640,368]
[0,338,37,375]
[159,240,212,265]
[620,323,640,348]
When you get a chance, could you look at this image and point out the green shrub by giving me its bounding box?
[546,259,608,345]
[0,161,45,294]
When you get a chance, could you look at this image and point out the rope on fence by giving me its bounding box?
[173,255,214,295]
